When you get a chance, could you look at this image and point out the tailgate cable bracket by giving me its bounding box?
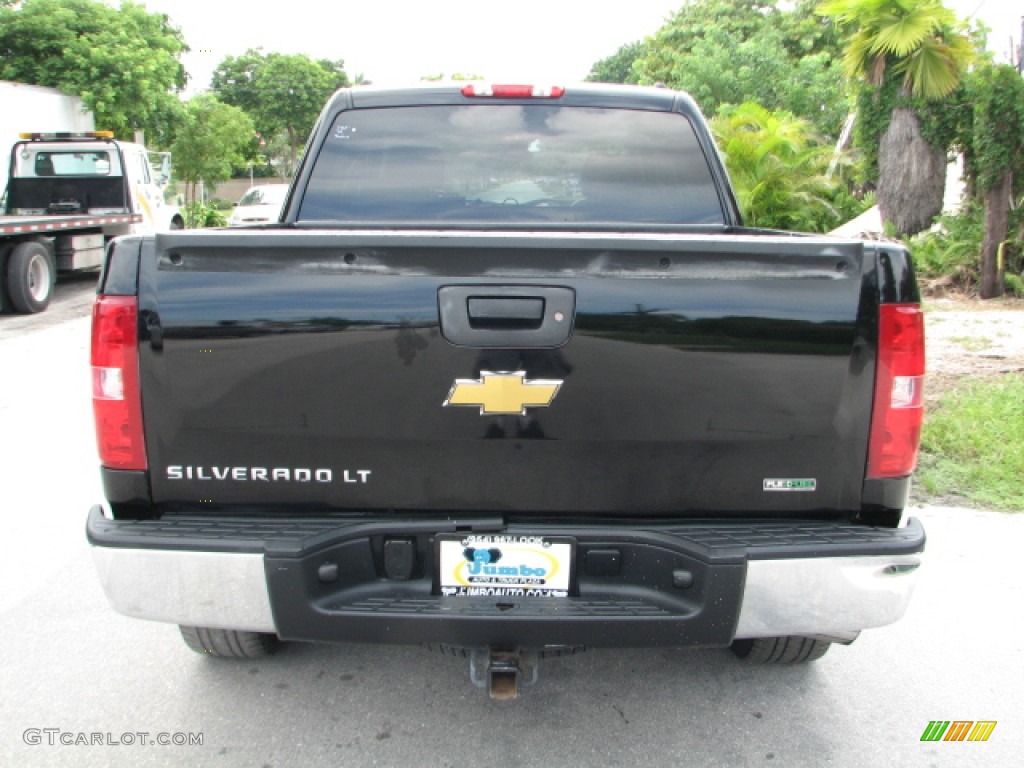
[143,310,163,351]
[451,517,505,534]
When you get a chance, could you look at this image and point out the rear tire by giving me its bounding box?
[730,636,831,663]
[6,241,55,313]
[179,626,280,658]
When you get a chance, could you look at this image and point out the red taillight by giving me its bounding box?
[91,296,147,470]
[867,304,925,478]
[461,84,565,99]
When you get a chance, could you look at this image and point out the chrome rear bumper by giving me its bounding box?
[88,506,923,643]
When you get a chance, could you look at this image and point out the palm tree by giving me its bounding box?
[819,0,974,235]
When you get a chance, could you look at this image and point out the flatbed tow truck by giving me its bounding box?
[1,131,181,313]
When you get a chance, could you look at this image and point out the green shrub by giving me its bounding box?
[183,201,227,229]
[711,102,851,233]
[1003,237,1024,296]
[907,204,1024,294]
[906,205,983,288]
[208,197,235,211]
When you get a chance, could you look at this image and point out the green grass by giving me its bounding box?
[916,375,1024,511]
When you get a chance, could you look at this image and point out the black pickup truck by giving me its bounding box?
[87,83,925,698]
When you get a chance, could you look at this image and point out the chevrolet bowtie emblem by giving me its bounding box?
[444,371,562,415]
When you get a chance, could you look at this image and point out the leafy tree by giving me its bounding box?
[954,65,1024,298]
[711,102,844,232]
[818,0,974,235]
[0,0,187,138]
[586,41,648,84]
[170,94,255,209]
[630,0,847,139]
[212,50,349,175]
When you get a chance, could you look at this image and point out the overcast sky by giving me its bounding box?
[134,0,685,92]
[129,0,1020,94]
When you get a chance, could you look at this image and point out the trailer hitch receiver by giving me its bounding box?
[469,648,540,700]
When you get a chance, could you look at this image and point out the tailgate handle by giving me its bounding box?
[467,297,544,329]
[439,286,575,348]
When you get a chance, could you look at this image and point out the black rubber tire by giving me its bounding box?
[6,241,55,313]
[730,636,831,663]
[179,626,280,658]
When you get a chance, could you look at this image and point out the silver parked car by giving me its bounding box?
[228,184,289,226]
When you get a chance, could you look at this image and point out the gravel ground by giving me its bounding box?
[924,297,1024,402]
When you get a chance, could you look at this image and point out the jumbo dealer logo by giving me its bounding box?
[439,536,572,597]
[458,546,558,585]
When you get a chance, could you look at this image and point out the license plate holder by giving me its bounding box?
[437,534,574,597]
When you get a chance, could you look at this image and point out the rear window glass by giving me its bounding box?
[32,151,112,177]
[299,105,725,227]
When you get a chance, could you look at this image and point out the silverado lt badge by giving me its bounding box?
[443,371,562,416]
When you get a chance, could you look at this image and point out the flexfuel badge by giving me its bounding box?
[763,478,817,492]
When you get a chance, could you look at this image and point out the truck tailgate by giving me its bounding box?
[140,229,872,515]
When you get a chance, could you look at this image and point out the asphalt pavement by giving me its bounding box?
[0,280,1021,767]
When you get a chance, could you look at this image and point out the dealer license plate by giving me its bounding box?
[437,535,573,597]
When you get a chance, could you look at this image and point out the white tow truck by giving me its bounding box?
[1,131,183,313]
